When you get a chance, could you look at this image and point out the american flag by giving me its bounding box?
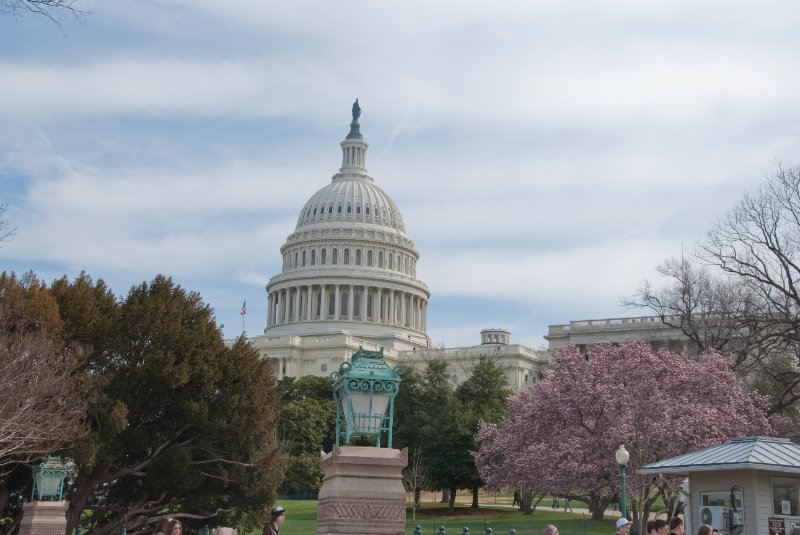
[240,300,247,316]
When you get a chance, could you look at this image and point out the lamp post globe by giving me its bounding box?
[31,456,69,502]
[615,444,629,519]
[331,346,401,448]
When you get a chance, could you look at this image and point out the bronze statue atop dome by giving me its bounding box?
[347,98,363,140]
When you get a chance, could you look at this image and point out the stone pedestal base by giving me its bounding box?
[19,501,68,535]
[316,445,408,535]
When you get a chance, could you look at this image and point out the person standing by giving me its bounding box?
[616,518,633,535]
[563,498,573,512]
[263,506,286,535]
[670,517,685,535]
[164,520,182,535]
[153,517,174,535]
[654,518,669,535]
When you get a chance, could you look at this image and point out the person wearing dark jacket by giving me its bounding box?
[670,516,685,535]
[263,506,286,535]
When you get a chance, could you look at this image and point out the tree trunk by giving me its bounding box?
[414,487,421,508]
[471,486,479,509]
[520,489,534,514]
[440,489,450,503]
[448,486,457,511]
[0,480,10,519]
[588,492,612,521]
[65,473,105,535]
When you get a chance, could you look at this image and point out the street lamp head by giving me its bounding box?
[615,444,630,466]
[31,456,68,501]
[331,346,401,448]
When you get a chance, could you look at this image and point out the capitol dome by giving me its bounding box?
[296,178,406,234]
[263,101,430,348]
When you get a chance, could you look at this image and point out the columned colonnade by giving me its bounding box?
[267,283,427,332]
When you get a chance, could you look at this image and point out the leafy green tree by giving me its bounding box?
[51,274,283,535]
[276,376,334,494]
[394,358,511,511]
[455,357,511,508]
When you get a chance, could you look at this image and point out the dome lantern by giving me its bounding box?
[340,99,369,174]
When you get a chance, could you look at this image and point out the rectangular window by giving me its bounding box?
[773,477,799,515]
[321,364,328,372]
[328,293,336,316]
[340,293,348,316]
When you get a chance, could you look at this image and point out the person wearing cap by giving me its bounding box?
[616,517,633,535]
[545,524,559,535]
[263,505,286,535]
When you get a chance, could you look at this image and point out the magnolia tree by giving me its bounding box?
[475,341,777,525]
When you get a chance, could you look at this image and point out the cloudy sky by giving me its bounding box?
[1,0,798,349]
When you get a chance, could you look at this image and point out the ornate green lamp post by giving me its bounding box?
[615,444,630,519]
[31,456,68,501]
[331,346,401,448]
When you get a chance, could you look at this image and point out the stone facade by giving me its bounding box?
[18,501,68,535]
[545,314,697,355]
[316,446,407,535]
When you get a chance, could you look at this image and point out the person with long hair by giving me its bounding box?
[698,524,713,535]
[154,517,174,535]
[165,520,183,535]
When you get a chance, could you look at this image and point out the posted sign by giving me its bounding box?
[769,517,786,535]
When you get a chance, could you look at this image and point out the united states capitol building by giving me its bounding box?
[244,102,691,389]
[245,102,549,390]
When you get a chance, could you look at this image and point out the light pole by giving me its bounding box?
[615,444,630,519]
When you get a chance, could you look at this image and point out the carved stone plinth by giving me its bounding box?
[316,445,408,535]
[18,501,68,535]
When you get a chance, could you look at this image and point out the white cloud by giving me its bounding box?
[3,0,800,346]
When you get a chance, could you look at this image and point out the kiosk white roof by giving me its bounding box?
[640,436,800,476]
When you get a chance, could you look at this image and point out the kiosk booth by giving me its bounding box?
[641,437,800,535]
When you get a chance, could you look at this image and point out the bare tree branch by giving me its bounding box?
[0,0,89,26]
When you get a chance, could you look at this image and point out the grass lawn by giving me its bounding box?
[252,500,618,535]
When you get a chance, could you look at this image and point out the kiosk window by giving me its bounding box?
[773,477,799,516]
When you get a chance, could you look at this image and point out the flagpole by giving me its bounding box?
[240,300,247,336]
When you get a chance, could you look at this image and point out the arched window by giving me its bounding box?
[367,250,373,266]
[347,205,352,213]
[366,206,371,215]
[388,253,393,270]
[378,251,384,268]
[332,248,338,264]
[311,250,316,266]
[355,249,361,265]
[356,206,361,214]
[321,249,327,265]
[337,205,342,213]
[328,206,333,214]
[344,249,350,265]
[313,208,317,215]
